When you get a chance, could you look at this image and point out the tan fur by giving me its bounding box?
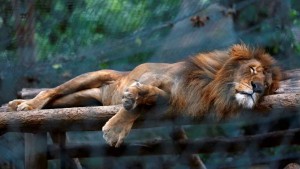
[8,44,282,147]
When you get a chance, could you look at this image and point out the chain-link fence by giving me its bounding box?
[0,0,300,168]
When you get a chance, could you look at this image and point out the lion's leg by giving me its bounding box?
[8,70,123,111]
[45,88,102,108]
[102,108,140,147]
[7,99,27,112]
[102,81,169,147]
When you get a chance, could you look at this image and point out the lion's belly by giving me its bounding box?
[99,62,185,107]
[99,83,122,106]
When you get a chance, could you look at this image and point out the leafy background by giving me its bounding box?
[0,0,299,168]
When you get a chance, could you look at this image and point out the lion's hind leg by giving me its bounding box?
[8,70,124,111]
[45,88,102,108]
[8,88,53,111]
[8,99,27,111]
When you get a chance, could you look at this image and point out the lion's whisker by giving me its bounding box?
[240,83,252,90]
[227,82,238,86]
[231,82,252,90]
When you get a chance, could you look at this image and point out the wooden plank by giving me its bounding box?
[0,105,122,133]
[0,101,300,133]
[25,133,47,169]
[50,132,82,169]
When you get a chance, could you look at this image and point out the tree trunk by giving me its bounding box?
[24,133,47,169]
[151,2,237,62]
[12,0,36,67]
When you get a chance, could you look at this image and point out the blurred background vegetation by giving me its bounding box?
[0,0,299,104]
[0,0,300,168]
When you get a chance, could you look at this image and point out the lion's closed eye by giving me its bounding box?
[250,67,255,74]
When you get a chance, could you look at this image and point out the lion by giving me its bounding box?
[8,44,282,147]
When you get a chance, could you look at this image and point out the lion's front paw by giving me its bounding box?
[122,81,157,111]
[122,82,142,111]
[122,91,137,111]
[102,121,133,148]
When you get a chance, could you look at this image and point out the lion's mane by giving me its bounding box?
[171,45,282,118]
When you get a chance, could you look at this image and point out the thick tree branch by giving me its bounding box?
[0,105,121,133]
[259,93,300,109]
[0,93,299,133]
[18,88,49,99]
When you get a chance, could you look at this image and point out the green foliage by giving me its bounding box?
[293,42,300,53]
[98,51,153,69]
[289,4,300,58]
[290,9,300,25]
[82,1,150,34]
[34,0,180,61]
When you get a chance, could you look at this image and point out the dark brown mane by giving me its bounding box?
[187,50,230,80]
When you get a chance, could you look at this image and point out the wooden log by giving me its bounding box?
[285,69,300,80]
[18,88,49,99]
[47,128,300,158]
[0,105,122,133]
[0,100,299,133]
[50,132,82,169]
[25,133,47,169]
[259,93,300,109]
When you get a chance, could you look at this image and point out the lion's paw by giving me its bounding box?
[122,81,154,111]
[8,99,37,111]
[122,91,137,111]
[16,102,35,111]
[8,99,26,111]
[102,119,133,148]
[122,82,142,111]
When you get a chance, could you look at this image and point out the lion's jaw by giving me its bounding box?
[235,91,260,109]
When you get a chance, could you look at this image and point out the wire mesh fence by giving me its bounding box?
[0,0,300,168]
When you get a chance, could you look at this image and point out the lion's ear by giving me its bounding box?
[229,44,251,59]
[265,66,282,95]
[257,53,282,95]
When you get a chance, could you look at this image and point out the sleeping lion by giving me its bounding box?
[8,44,282,147]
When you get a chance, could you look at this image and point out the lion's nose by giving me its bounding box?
[251,81,264,93]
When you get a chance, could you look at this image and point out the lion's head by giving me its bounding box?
[212,44,282,113]
[175,44,282,118]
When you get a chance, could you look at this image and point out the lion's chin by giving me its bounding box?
[235,93,258,109]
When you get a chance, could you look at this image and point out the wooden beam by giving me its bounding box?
[25,133,47,169]
[0,100,299,133]
[50,132,83,169]
[18,88,49,99]
[0,105,122,133]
